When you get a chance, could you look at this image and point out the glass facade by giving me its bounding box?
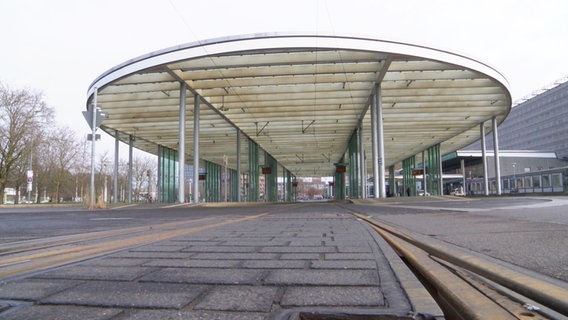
[158,145,178,203]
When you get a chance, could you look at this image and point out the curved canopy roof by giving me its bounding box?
[87,33,511,177]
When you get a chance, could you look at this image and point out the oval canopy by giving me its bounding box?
[87,33,511,177]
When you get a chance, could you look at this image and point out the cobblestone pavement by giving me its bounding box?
[0,204,435,320]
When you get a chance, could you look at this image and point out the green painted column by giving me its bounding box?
[389,165,395,197]
[248,139,259,202]
[158,145,177,203]
[205,160,222,202]
[334,158,346,200]
[348,132,360,199]
[402,156,416,197]
[264,152,278,202]
[285,170,292,202]
[426,144,441,196]
[231,169,239,202]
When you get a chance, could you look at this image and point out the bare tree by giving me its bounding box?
[131,155,156,201]
[0,83,53,203]
[42,127,82,203]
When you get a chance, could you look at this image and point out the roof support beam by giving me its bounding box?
[377,84,386,198]
[480,122,489,196]
[193,94,201,203]
[370,86,379,198]
[178,83,186,203]
[492,116,502,195]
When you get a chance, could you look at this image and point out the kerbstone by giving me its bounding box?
[281,286,384,306]
[143,259,242,268]
[195,286,277,312]
[310,260,377,269]
[140,267,263,285]
[42,281,206,309]
[32,266,154,281]
[0,305,122,320]
[264,269,379,285]
[0,279,80,301]
[123,310,266,320]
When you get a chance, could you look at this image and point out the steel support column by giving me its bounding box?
[402,156,416,197]
[248,139,259,202]
[370,89,379,198]
[334,157,346,201]
[422,151,427,196]
[236,130,242,202]
[265,152,278,202]
[192,95,200,203]
[178,83,186,203]
[113,130,119,204]
[358,121,367,198]
[388,165,395,197]
[231,169,238,202]
[461,159,466,193]
[286,170,292,202]
[376,86,386,198]
[128,135,133,204]
[480,122,489,196]
[492,116,502,195]
[348,132,359,199]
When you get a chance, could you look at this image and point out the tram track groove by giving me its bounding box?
[0,213,268,280]
[351,212,568,319]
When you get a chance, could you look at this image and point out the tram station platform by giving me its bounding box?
[0,204,441,320]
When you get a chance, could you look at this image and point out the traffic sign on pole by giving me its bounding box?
[82,104,106,130]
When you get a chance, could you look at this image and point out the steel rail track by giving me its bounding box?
[353,213,568,320]
[0,213,268,280]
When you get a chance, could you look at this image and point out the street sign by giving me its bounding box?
[82,104,106,130]
[26,170,33,192]
[87,134,101,141]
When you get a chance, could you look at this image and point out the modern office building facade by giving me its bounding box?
[468,78,568,160]
[458,78,568,194]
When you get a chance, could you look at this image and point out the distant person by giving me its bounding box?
[406,187,410,197]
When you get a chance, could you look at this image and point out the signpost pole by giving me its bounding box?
[89,88,98,208]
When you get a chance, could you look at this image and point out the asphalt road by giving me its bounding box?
[0,204,272,243]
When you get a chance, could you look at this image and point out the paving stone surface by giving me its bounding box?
[0,305,122,320]
[41,281,207,309]
[0,205,413,319]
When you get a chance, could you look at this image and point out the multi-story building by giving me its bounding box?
[448,77,568,194]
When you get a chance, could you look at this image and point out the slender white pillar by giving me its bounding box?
[422,151,427,196]
[113,130,119,204]
[370,90,379,198]
[236,129,242,202]
[358,121,366,198]
[438,146,443,196]
[178,83,186,203]
[192,95,200,203]
[492,117,502,195]
[89,87,97,208]
[128,135,133,204]
[376,85,386,198]
[480,122,489,196]
[461,159,466,192]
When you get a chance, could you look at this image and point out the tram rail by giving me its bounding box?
[352,212,568,320]
[0,213,267,280]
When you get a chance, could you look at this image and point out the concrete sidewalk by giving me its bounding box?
[0,205,437,320]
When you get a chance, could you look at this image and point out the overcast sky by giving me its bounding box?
[1,0,567,154]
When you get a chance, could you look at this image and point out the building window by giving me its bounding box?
[532,176,541,189]
[552,173,562,188]
[524,177,532,188]
[542,175,551,188]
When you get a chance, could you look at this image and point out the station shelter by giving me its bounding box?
[86,33,511,203]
